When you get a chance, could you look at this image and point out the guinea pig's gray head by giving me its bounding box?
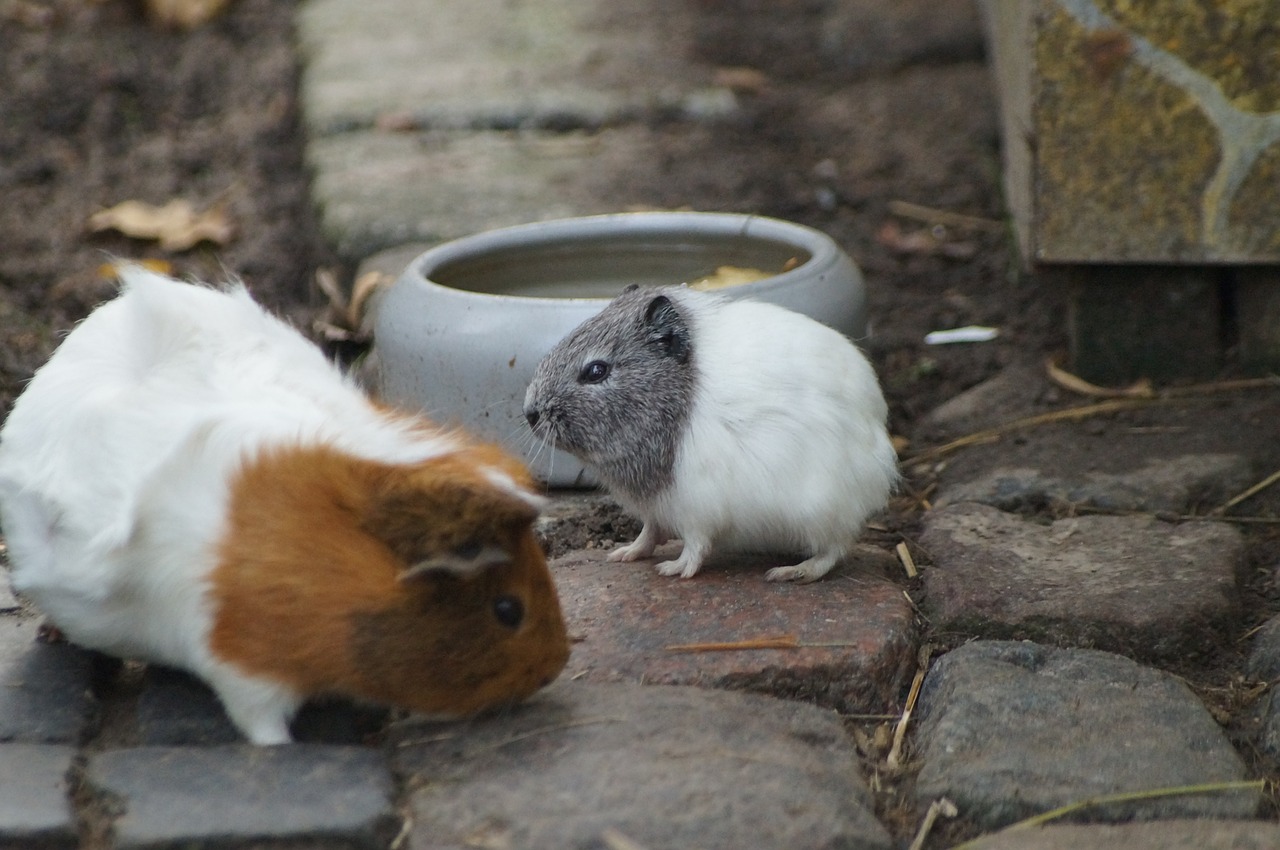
[524,286,695,500]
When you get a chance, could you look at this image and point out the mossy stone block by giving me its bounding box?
[983,0,1280,263]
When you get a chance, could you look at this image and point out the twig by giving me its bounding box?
[948,780,1267,850]
[896,541,918,578]
[601,828,651,850]
[904,399,1157,465]
[1045,358,1153,399]
[907,797,957,850]
[395,716,621,750]
[843,713,901,721]
[906,374,1279,468]
[888,200,1004,233]
[887,645,931,769]
[665,635,798,652]
[1213,467,1280,515]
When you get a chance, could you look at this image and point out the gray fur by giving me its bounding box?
[524,286,695,501]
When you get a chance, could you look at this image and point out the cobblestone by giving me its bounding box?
[392,681,892,850]
[913,640,1260,829]
[919,502,1243,661]
[552,544,917,714]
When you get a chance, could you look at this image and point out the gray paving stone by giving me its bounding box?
[0,617,98,744]
[297,0,729,132]
[935,453,1255,515]
[962,820,1280,850]
[0,744,77,849]
[918,502,1242,661]
[913,641,1260,830]
[0,570,20,613]
[392,681,892,850]
[306,126,660,262]
[86,745,399,849]
[552,546,917,715]
[135,668,388,746]
[135,668,240,746]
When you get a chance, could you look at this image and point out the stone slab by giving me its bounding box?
[297,0,728,133]
[0,744,77,849]
[0,617,98,744]
[964,820,1280,850]
[551,546,917,714]
[392,681,892,850]
[935,452,1254,515]
[914,641,1260,829]
[919,502,1242,661]
[306,127,657,262]
[86,745,399,849]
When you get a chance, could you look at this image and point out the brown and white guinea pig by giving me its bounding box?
[0,266,569,745]
[524,285,898,583]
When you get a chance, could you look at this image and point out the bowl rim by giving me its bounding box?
[402,211,849,306]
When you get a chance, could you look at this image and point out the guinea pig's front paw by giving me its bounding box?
[607,540,652,562]
[607,522,664,562]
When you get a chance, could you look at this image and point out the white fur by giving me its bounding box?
[0,267,459,743]
[609,289,898,582]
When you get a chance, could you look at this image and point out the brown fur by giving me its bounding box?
[207,437,569,716]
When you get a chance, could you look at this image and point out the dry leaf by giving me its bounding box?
[145,0,233,29]
[88,199,234,252]
[349,270,391,328]
[712,66,770,94]
[97,258,174,279]
[875,220,977,259]
[1045,357,1154,399]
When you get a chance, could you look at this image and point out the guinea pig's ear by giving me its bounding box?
[643,295,691,364]
[399,541,511,582]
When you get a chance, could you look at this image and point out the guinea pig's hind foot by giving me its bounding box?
[765,550,841,584]
[207,669,304,745]
[655,538,710,579]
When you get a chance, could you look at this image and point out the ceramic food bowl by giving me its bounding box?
[368,211,867,487]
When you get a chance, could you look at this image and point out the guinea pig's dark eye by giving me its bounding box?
[492,595,525,629]
[453,540,482,560]
[578,360,610,384]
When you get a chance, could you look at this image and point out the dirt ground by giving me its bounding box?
[2,0,1279,842]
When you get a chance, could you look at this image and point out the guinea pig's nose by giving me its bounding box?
[525,408,540,429]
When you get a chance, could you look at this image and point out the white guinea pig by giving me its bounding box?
[524,284,898,583]
[0,267,569,745]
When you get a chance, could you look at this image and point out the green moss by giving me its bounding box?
[1035,5,1219,260]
